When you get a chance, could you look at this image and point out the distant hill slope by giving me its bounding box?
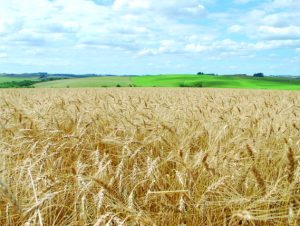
[0,76,38,83]
[34,76,133,88]
[2,74,300,90]
[132,74,300,90]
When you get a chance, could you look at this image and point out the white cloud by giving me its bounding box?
[137,48,157,56]
[185,43,208,53]
[113,0,206,18]
[137,40,181,56]
[0,0,298,57]
[223,3,300,42]
[0,0,299,74]
[262,13,300,27]
[184,4,205,15]
[258,25,300,40]
[228,25,242,33]
[183,38,300,57]
[113,0,150,10]
[270,0,300,9]
[0,53,7,58]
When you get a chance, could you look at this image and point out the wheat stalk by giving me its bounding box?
[287,147,295,184]
[28,166,43,226]
[0,88,299,225]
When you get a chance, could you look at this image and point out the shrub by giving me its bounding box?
[0,80,38,88]
[191,81,203,87]
[179,81,203,87]
[254,73,264,77]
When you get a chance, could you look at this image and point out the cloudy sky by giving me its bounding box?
[0,0,300,75]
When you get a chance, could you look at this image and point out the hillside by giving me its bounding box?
[34,74,300,90]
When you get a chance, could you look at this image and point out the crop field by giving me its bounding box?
[0,88,300,225]
[33,75,300,90]
[132,75,300,90]
[34,76,133,88]
[0,76,38,83]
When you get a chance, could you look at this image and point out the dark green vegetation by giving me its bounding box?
[0,80,38,88]
[0,76,37,83]
[1,74,300,90]
[0,76,68,88]
[131,74,300,90]
[34,76,132,88]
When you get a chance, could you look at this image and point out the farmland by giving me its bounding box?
[30,74,300,90]
[0,76,38,83]
[132,75,300,90]
[0,88,300,225]
[34,76,133,88]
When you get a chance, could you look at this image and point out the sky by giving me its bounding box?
[0,0,300,75]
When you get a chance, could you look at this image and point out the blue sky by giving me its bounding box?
[0,0,300,75]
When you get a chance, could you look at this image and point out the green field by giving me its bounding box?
[34,74,300,90]
[0,76,38,83]
[1,74,300,90]
[132,74,300,90]
[34,76,132,88]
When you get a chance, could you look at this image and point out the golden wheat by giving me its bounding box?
[0,88,300,225]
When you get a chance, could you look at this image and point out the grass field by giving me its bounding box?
[133,74,300,90]
[33,74,300,90]
[0,76,38,83]
[34,76,133,88]
[1,88,300,225]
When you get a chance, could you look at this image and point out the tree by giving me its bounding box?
[253,73,264,77]
[197,72,204,75]
[38,72,48,79]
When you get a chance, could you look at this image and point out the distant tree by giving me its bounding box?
[38,72,48,79]
[116,84,121,87]
[197,72,204,75]
[253,73,264,77]
[0,80,38,88]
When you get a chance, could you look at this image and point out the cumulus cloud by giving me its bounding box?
[270,0,300,9]
[222,1,300,44]
[113,0,206,18]
[0,0,299,74]
[185,43,208,53]
[228,25,243,33]
[138,40,182,56]
[5,0,294,57]
[113,0,150,10]
[258,25,300,40]
[0,53,7,58]
[183,38,300,57]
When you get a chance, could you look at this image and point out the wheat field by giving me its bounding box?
[0,88,300,225]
